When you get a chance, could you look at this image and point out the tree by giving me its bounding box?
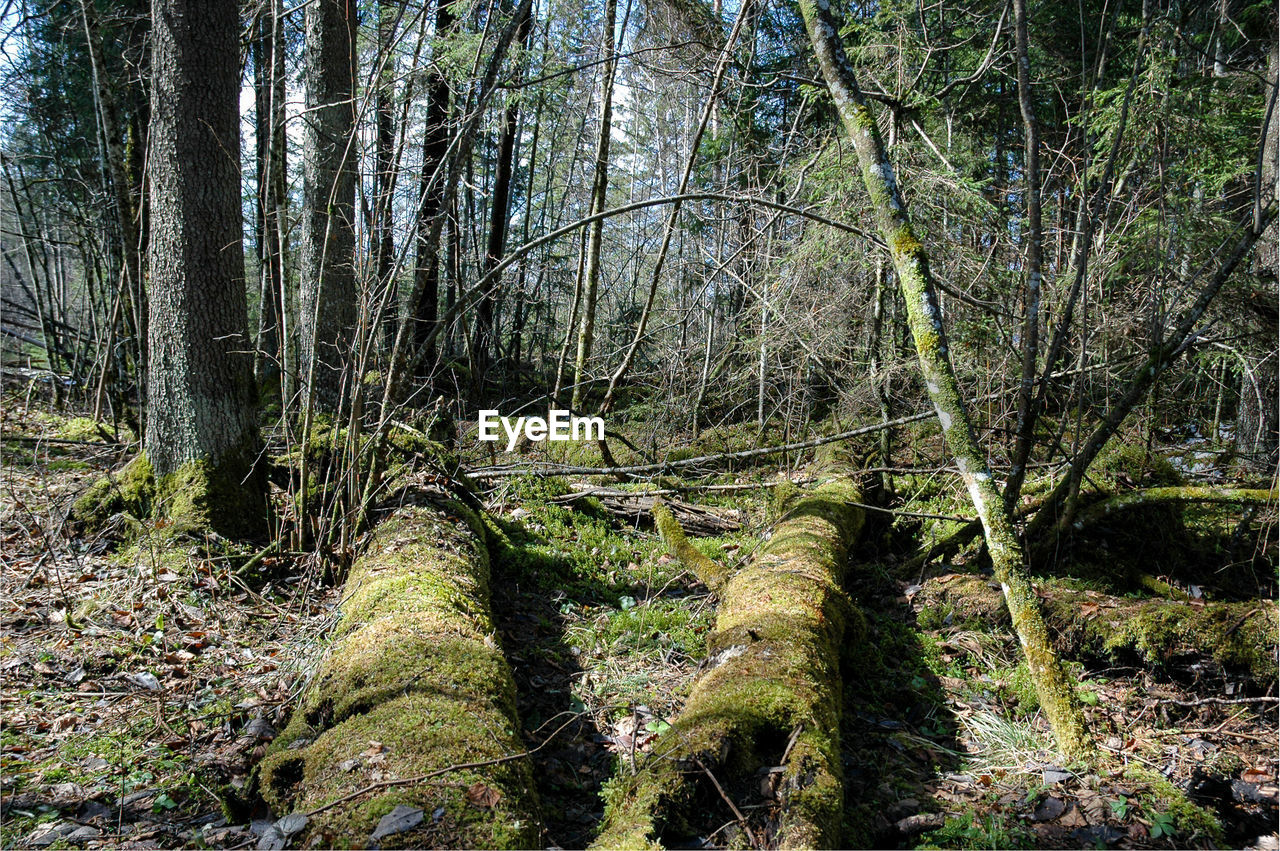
[797,0,1093,758]
[412,0,458,370]
[146,0,265,537]
[299,0,359,410]
[570,0,619,410]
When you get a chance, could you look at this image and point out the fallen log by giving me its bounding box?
[255,500,540,849]
[1070,486,1277,530]
[593,477,864,849]
[552,486,742,536]
[912,574,1278,683]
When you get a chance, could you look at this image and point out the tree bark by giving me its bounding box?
[299,0,359,411]
[472,1,533,383]
[571,0,618,410]
[412,0,457,372]
[253,0,288,398]
[797,0,1092,758]
[1003,0,1043,512]
[147,0,264,538]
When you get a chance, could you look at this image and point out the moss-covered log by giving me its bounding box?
[256,501,539,849]
[652,499,731,591]
[913,575,1278,683]
[1070,486,1277,530]
[594,478,864,850]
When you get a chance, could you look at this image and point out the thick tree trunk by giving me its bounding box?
[299,0,359,410]
[146,0,264,538]
[595,479,864,849]
[256,502,539,848]
[797,0,1092,758]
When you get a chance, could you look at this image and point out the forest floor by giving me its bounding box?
[1,396,1276,850]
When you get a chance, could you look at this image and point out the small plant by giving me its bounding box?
[1149,810,1176,839]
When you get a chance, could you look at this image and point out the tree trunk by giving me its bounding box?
[472,2,533,383]
[570,0,618,410]
[1004,0,1043,512]
[412,0,457,372]
[299,0,359,411]
[253,0,288,399]
[146,0,264,538]
[797,0,1092,758]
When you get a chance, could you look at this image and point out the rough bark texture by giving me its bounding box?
[299,0,358,409]
[797,0,1092,758]
[594,478,864,850]
[256,502,539,848]
[146,0,263,539]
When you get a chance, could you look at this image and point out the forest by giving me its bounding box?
[0,0,1276,847]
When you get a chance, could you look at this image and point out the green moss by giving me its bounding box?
[890,225,924,259]
[1125,767,1224,846]
[256,503,538,848]
[594,479,864,849]
[72,453,155,531]
[155,456,265,539]
[653,500,730,591]
[1095,443,1182,487]
[56,416,111,443]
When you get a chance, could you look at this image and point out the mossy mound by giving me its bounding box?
[256,502,539,849]
[72,453,156,531]
[912,575,1278,683]
[594,478,864,850]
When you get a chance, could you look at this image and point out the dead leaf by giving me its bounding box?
[466,782,502,809]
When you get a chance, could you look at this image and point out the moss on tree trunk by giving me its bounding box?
[796,0,1092,760]
[255,501,539,849]
[594,478,864,850]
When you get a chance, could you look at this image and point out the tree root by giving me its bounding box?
[594,478,864,850]
[254,499,539,849]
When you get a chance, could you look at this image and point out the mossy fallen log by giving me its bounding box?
[913,575,1278,683]
[594,478,864,850]
[1070,486,1277,530]
[255,501,539,849]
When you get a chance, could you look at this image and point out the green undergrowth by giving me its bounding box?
[486,475,742,713]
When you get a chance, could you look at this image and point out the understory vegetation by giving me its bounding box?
[2,0,1277,845]
[2,399,1275,849]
